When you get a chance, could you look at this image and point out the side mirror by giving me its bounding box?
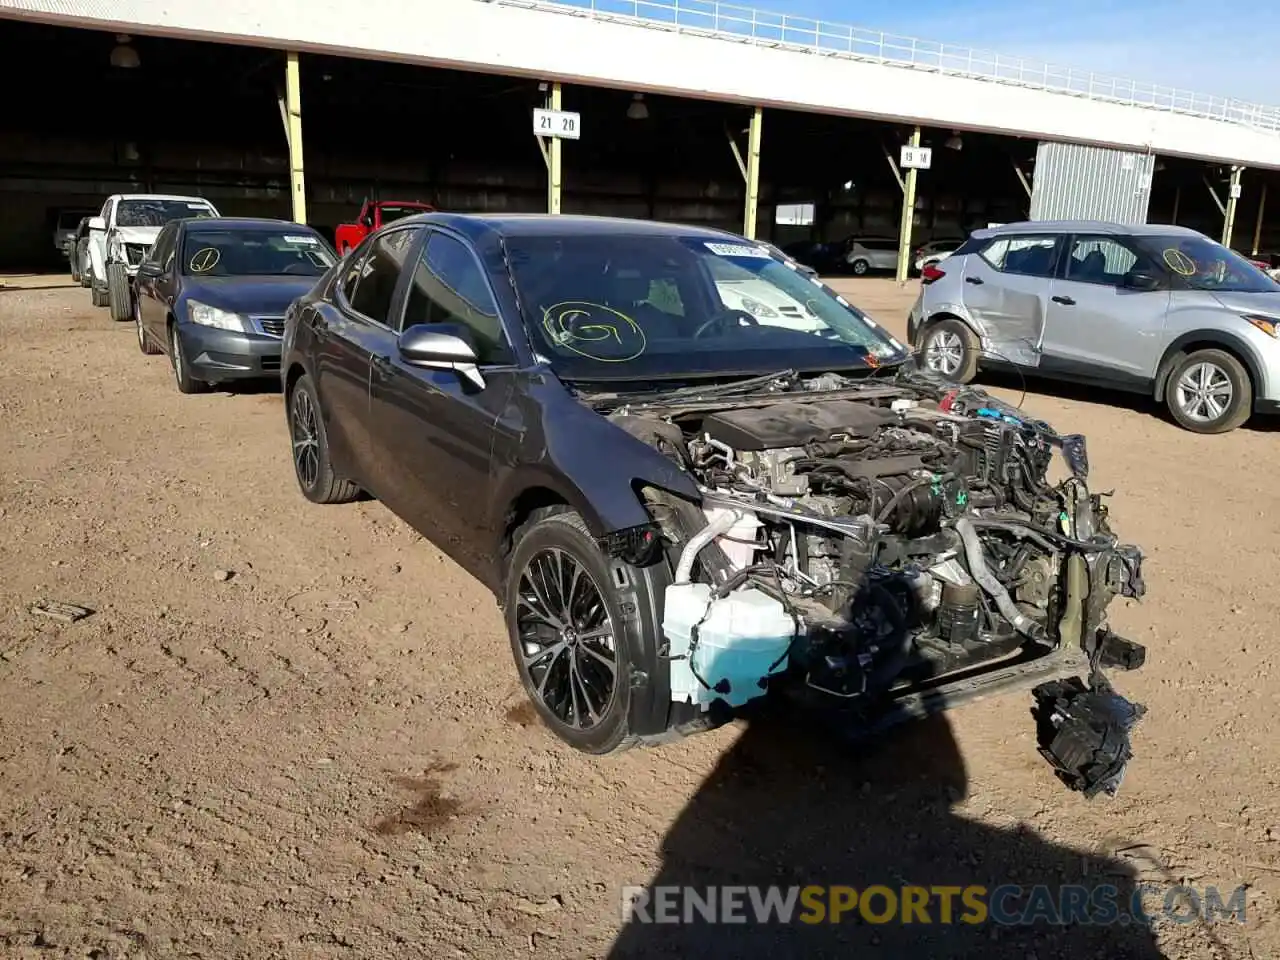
[398,323,485,390]
[88,216,106,232]
[136,260,162,278]
[1125,270,1161,291]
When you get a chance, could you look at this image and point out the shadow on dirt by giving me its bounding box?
[607,709,1166,959]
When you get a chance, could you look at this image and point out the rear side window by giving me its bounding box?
[347,228,419,325]
[860,239,898,251]
[979,235,1059,279]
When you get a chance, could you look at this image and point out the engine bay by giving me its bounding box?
[602,367,1149,797]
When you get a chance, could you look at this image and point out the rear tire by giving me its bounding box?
[90,279,108,308]
[107,262,132,322]
[1165,348,1252,434]
[287,374,360,504]
[69,250,81,283]
[919,317,980,383]
[135,299,160,355]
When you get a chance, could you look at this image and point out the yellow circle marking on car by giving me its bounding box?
[189,247,221,273]
[541,301,647,362]
[1162,248,1196,276]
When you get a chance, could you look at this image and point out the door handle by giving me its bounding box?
[965,276,984,285]
[1052,295,1076,305]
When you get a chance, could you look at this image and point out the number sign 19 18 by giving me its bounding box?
[533,108,582,141]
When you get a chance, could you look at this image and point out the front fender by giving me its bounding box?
[1153,329,1272,401]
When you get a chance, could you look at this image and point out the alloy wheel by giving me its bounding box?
[170,327,183,385]
[134,299,145,349]
[515,547,619,730]
[924,329,964,377]
[1174,361,1233,423]
[290,387,320,490]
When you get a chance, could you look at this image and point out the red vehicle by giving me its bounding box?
[334,198,435,254]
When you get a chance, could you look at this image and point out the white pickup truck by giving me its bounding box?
[86,194,220,321]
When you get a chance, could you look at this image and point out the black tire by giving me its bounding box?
[90,278,108,308]
[287,374,360,504]
[851,259,870,276]
[1165,348,1252,434]
[504,507,646,755]
[78,244,91,287]
[135,299,160,355]
[107,262,132,322]
[168,324,206,395]
[68,249,81,283]
[918,317,980,383]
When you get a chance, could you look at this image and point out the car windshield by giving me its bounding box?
[117,198,215,227]
[503,233,905,381]
[181,228,336,277]
[1138,234,1279,293]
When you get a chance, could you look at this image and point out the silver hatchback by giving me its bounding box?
[907,220,1280,434]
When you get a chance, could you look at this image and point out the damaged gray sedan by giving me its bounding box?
[282,215,1147,797]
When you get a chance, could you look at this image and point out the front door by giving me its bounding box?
[136,223,179,336]
[367,228,518,585]
[1039,234,1171,384]
[959,233,1062,367]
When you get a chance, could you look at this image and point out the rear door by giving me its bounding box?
[1039,234,1170,383]
[958,233,1063,367]
[314,226,421,490]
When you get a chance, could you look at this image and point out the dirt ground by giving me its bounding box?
[1,276,1278,960]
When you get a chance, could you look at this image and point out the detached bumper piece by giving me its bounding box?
[1032,672,1146,799]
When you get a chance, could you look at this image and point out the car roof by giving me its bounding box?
[183,217,317,232]
[971,220,1204,240]
[397,212,744,244]
[113,194,215,203]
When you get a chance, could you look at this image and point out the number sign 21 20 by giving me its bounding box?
[533,108,581,141]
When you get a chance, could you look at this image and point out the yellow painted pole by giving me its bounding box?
[285,51,307,224]
[743,106,762,239]
[895,126,921,283]
[548,83,563,215]
[1252,181,1268,256]
[1222,166,1242,248]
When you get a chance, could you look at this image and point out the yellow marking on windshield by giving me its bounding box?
[189,247,221,273]
[542,301,647,362]
[1162,248,1196,276]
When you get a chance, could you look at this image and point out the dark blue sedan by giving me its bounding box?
[133,217,337,393]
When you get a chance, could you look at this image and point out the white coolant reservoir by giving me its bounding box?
[701,506,761,570]
[662,582,796,710]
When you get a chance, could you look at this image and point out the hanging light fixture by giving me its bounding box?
[110,34,140,69]
[627,93,649,121]
[945,132,963,151]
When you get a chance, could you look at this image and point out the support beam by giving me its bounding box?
[547,83,563,214]
[743,106,763,239]
[895,127,921,284]
[284,51,306,225]
[1171,185,1180,225]
[1253,181,1268,257]
[1203,176,1225,217]
[1012,161,1032,198]
[1223,166,1243,248]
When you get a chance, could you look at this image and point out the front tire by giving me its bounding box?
[287,374,360,504]
[919,317,979,383]
[90,278,108,308]
[107,262,132,322]
[851,259,870,276]
[504,508,644,755]
[1166,348,1252,434]
[169,324,206,395]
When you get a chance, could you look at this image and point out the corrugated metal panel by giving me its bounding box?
[1028,142,1155,224]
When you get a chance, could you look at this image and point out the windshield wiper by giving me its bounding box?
[650,369,798,401]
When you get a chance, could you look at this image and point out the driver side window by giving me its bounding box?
[400,231,510,364]
[149,225,178,272]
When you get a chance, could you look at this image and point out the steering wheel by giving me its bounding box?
[281,261,316,276]
[693,308,760,339]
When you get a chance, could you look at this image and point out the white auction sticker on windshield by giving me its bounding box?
[704,242,772,258]
[284,235,318,244]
